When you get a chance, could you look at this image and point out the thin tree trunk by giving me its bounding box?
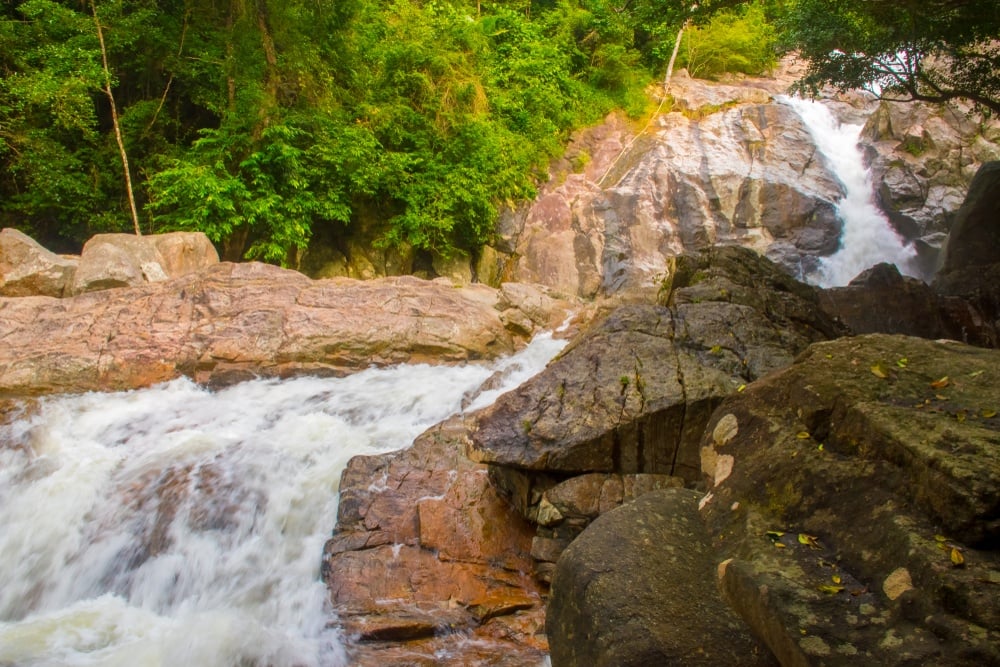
[90,0,141,236]
[597,21,689,187]
[664,20,688,92]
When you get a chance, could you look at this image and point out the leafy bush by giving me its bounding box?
[680,3,778,80]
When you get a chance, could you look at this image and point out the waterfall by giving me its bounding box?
[783,96,917,287]
[0,333,566,667]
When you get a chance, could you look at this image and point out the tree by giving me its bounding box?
[781,0,1000,114]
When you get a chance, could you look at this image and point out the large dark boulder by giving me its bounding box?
[819,263,993,346]
[699,334,1000,665]
[547,488,777,667]
[934,161,1000,346]
[470,245,844,575]
[940,161,1000,273]
[471,246,843,482]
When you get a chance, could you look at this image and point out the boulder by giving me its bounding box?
[470,247,844,579]
[699,334,1000,665]
[547,488,777,667]
[0,263,572,396]
[71,232,218,295]
[933,160,1000,347]
[322,416,548,665]
[146,232,220,278]
[472,247,843,482]
[819,263,993,346]
[939,161,1000,273]
[0,228,77,297]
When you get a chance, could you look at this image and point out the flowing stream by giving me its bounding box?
[0,333,566,667]
[783,96,918,287]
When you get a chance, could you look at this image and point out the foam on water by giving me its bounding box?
[0,332,566,666]
[782,96,918,286]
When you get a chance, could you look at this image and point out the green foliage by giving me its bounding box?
[679,2,778,79]
[781,0,1000,114]
[1,0,799,261]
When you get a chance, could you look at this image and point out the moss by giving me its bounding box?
[571,149,591,173]
[765,479,803,520]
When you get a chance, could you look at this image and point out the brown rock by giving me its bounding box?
[146,232,220,278]
[0,264,557,396]
[0,228,77,297]
[819,262,993,345]
[323,416,546,664]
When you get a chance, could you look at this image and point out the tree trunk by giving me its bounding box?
[90,0,141,235]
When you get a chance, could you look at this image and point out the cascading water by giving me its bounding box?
[782,96,918,287]
[0,333,566,667]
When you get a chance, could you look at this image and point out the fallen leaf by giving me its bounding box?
[935,394,948,401]
[896,358,908,368]
[765,531,785,541]
[969,370,984,378]
[774,542,787,549]
[798,533,820,548]
[934,535,948,543]
[870,365,888,379]
[817,444,824,452]
[832,574,842,584]
[982,409,997,419]
[951,547,965,567]
[930,376,950,389]
[737,384,747,393]
[818,584,845,594]
[796,431,811,440]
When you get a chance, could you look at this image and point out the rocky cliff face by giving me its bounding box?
[497,61,1000,297]
[864,100,1000,275]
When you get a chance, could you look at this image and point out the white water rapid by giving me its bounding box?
[0,333,566,667]
[783,96,918,287]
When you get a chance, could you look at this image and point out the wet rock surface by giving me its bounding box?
[863,102,1000,271]
[699,334,1000,665]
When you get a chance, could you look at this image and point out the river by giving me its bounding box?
[0,333,566,667]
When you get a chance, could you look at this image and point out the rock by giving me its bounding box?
[933,161,1000,347]
[819,262,993,345]
[862,100,1000,264]
[547,488,777,667]
[70,232,218,295]
[146,232,220,278]
[470,247,843,584]
[0,264,568,396]
[939,161,1000,272]
[323,416,547,665]
[505,73,851,298]
[0,228,77,297]
[472,247,842,482]
[699,334,1000,665]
